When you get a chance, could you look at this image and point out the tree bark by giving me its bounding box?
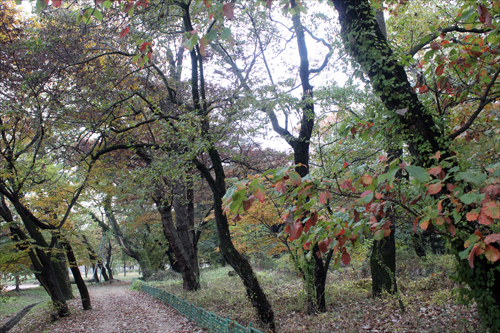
[370,224,397,295]
[62,241,91,310]
[153,183,200,290]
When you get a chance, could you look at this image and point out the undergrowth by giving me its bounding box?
[150,252,481,332]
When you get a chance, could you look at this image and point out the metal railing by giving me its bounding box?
[134,281,265,333]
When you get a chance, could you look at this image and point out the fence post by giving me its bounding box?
[248,322,253,333]
[226,315,230,333]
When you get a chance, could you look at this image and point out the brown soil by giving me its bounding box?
[10,280,205,333]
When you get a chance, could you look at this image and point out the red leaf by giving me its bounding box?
[468,243,481,268]
[309,212,318,227]
[485,245,500,263]
[430,41,442,50]
[478,208,494,225]
[343,161,351,168]
[350,126,357,137]
[318,239,328,253]
[120,27,130,38]
[242,195,255,212]
[304,212,318,233]
[427,183,442,195]
[199,36,208,56]
[222,3,234,20]
[483,201,500,219]
[266,0,273,8]
[477,5,489,24]
[435,217,445,225]
[289,219,302,241]
[253,187,265,203]
[418,85,429,93]
[428,166,442,176]
[274,180,286,194]
[190,26,199,35]
[124,1,134,13]
[135,0,149,8]
[447,223,456,237]
[340,179,351,190]
[466,211,478,221]
[420,219,430,231]
[485,234,500,245]
[319,191,331,205]
[360,174,373,186]
[484,185,500,201]
[209,13,214,20]
[140,41,150,52]
[342,251,351,265]
[303,241,312,251]
[52,0,62,7]
[435,64,445,76]
[204,0,212,8]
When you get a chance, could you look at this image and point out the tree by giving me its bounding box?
[0,3,92,315]
[329,0,500,329]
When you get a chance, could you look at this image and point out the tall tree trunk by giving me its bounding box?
[100,261,110,281]
[368,3,399,298]
[195,149,276,332]
[165,245,182,273]
[154,190,200,290]
[103,196,154,280]
[52,238,73,300]
[62,241,91,310]
[412,233,427,258]
[92,264,99,283]
[370,224,397,295]
[105,241,114,280]
[136,148,200,290]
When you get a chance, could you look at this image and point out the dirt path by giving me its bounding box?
[11,280,204,333]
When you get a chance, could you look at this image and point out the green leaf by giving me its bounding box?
[288,171,302,186]
[35,0,47,12]
[456,171,487,186]
[459,246,472,260]
[460,192,485,205]
[374,230,385,241]
[221,28,231,40]
[103,0,112,9]
[377,167,398,184]
[206,30,217,42]
[358,191,373,204]
[460,8,476,22]
[406,165,430,183]
[15,0,22,5]
[93,8,103,21]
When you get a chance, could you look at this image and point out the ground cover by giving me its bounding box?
[149,254,482,332]
[0,287,49,325]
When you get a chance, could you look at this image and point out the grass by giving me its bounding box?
[148,253,482,332]
[0,287,50,324]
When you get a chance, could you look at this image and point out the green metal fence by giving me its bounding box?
[135,281,264,333]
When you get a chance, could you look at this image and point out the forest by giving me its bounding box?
[0,0,499,332]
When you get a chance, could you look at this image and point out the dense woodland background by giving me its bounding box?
[1,0,499,332]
